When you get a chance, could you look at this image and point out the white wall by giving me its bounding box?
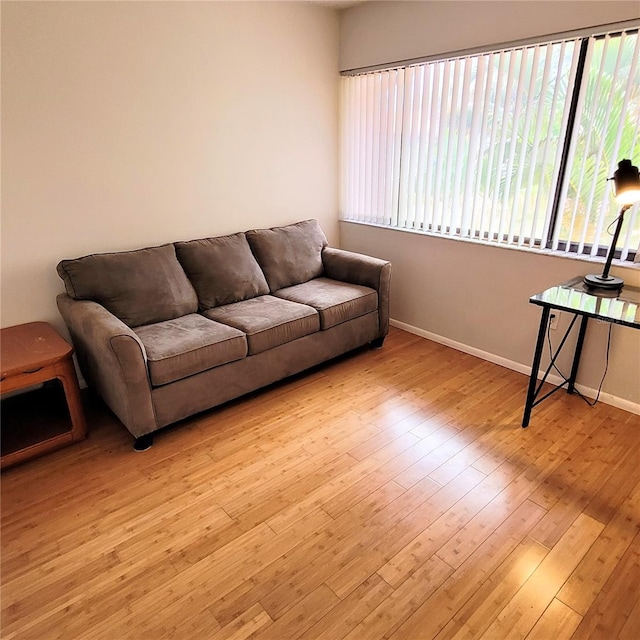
[339,1,640,410]
[341,222,640,410]
[1,1,339,330]
[340,0,640,70]
[3,0,639,410]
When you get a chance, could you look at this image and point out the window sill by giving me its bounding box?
[340,219,640,271]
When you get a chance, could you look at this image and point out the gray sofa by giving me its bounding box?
[56,220,391,449]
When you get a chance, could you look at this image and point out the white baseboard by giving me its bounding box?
[390,319,640,416]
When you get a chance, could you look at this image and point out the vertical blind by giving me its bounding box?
[553,31,640,260]
[341,30,640,260]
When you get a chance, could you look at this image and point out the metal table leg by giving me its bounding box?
[523,306,550,428]
[568,315,589,394]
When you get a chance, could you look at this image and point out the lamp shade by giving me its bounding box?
[583,158,639,291]
[613,159,640,206]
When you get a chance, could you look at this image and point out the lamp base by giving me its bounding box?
[583,273,624,291]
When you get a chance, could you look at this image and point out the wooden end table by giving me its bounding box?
[1,322,87,469]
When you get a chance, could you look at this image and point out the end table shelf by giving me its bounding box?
[1,322,87,469]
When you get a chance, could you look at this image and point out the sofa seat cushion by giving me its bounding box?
[203,295,319,355]
[57,244,198,327]
[274,277,378,330]
[175,233,269,309]
[133,314,247,386]
[245,219,328,291]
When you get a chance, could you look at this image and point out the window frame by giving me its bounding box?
[340,23,640,263]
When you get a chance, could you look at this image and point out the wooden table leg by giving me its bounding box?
[55,356,88,441]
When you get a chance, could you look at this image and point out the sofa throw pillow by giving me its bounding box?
[56,244,198,327]
[175,232,269,309]
[245,219,328,291]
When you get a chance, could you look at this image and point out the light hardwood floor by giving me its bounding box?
[2,327,639,640]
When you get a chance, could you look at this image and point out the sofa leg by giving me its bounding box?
[370,337,385,349]
[133,434,154,452]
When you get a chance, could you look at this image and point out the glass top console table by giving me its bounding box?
[522,276,640,427]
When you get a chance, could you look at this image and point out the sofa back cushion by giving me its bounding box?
[57,244,198,327]
[246,219,328,291]
[175,232,269,309]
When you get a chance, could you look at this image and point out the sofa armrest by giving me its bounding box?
[56,294,157,438]
[322,247,391,338]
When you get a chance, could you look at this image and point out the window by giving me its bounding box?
[341,29,640,261]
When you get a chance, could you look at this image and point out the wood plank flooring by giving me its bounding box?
[2,327,639,639]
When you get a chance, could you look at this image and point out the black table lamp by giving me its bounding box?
[584,159,640,291]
